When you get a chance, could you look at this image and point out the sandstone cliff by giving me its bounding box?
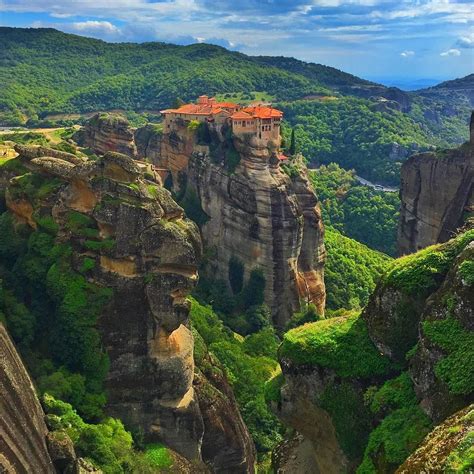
[0,323,54,473]
[73,113,137,157]
[398,116,473,255]
[157,124,325,328]
[272,226,474,473]
[1,144,255,472]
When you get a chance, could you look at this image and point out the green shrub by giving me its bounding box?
[280,312,393,378]
[143,443,173,469]
[458,260,474,286]
[384,230,474,296]
[358,406,431,472]
[324,227,391,310]
[285,303,320,330]
[42,394,165,473]
[422,318,474,395]
[264,371,284,403]
[369,372,417,415]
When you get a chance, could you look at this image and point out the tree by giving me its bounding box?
[289,128,296,155]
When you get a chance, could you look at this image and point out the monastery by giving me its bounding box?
[161,95,284,146]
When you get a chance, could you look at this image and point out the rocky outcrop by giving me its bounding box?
[397,404,474,473]
[158,126,325,328]
[135,123,163,164]
[194,351,256,473]
[3,144,256,472]
[8,144,203,460]
[272,227,474,472]
[398,118,473,255]
[0,323,55,473]
[73,113,137,157]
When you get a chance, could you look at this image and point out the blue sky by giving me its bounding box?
[1,0,473,83]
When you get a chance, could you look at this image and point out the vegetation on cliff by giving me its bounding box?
[42,394,173,473]
[0,212,110,419]
[190,298,284,454]
[324,228,391,310]
[309,163,399,255]
[280,311,392,378]
[277,229,474,471]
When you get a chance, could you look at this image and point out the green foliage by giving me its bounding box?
[422,318,474,395]
[285,303,320,330]
[263,371,284,403]
[369,372,417,415]
[357,407,432,472]
[187,119,200,131]
[280,312,393,378]
[444,428,474,473]
[324,227,391,310]
[0,210,111,420]
[279,98,442,186]
[42,394,168,473]
[309,164,399,255]
[190,298,284,452]
[9,173,64,202]
[143,443,173,469]
[320,382,373,460]
[458,260,474,286]
[384,230,474,296]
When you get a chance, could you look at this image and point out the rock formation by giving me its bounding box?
[157,124,326,328]
[2,144,255,472]
[271,226,474,472]
[397,404,474,473]
[0,323,55,473]
[73,113,137,157]
[398,115,473,255]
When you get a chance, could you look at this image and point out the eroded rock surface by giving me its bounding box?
[3,144,256,472]
[158,126,325,328]
[398,117,473,255]
[73,113,137,157]
[0,323,54,473]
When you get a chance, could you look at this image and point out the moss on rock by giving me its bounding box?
[280,312,393,378]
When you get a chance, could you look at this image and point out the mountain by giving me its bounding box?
[0,27,471,186]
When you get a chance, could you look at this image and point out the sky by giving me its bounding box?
[1,0,473,84]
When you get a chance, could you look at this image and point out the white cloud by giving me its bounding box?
[440,48,461,57]
[70,20,121,35]
[457,33,474,48]
[400,50,415,57]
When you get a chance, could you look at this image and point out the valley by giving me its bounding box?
[0,25,472,474]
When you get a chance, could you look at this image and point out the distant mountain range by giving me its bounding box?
[1,27,472,184]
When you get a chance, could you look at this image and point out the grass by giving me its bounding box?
[280,312,393,378]
[383,230,474,296]
[144,443,173,469]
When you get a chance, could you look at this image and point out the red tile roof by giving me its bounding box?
[161,98,239,116]
[231,106,283,120]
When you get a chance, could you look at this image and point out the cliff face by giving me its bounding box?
[158,127,325,328]
[398,123,473,255]
[2,144,255,472]
[73,113,137,157]
[273,227,474,472]
[0,323,54,473]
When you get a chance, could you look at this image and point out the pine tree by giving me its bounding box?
[289,128,296,155]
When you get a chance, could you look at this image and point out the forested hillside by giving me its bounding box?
[1,27,472,184]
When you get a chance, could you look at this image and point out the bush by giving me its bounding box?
[422,318,474,395]
[280,312,393,378]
